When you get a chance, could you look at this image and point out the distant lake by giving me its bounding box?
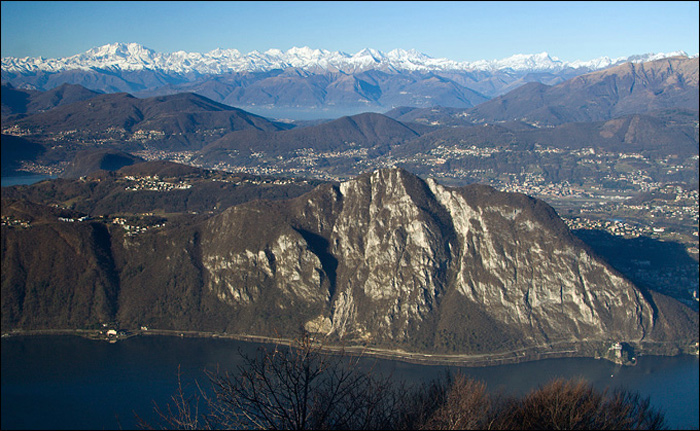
[1,174,56,187]
[2,335,698,430]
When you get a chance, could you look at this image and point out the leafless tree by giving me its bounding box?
[492,377,667,430]
[208,332,405,429]
[419,373,494,430]
[140,344,667,431]
[139,332,403,430]
[136,365,213,430]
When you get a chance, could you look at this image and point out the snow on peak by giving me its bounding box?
[462,52,565,72]
[1,43,693,75]
[627,50,689,62]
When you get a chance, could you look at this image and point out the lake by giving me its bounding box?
[1,175,56,187]
[1,335,698,430]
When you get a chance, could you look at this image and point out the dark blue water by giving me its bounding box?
[1,175,56,187]
[1,335,698,430]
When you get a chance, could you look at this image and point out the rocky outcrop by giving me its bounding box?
[199,168,695,354]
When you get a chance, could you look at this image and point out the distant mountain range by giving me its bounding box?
[2,43,691,75]
[463,57,700,126]
[1,55,697,186]
[2,43,695,118]
[392,57,700,127]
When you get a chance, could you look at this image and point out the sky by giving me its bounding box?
[1,1,698,63]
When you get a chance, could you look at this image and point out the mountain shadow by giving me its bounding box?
[1,134,46,177]
[573,229,699,309]
[293,227,338,300]
[61,148,145,178]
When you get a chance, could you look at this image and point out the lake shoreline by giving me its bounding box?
[3,328,696,368]
[4,332,697,431]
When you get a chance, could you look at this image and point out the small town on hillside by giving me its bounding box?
[7,142,698,255]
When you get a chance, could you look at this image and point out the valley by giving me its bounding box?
[54,119,694,262]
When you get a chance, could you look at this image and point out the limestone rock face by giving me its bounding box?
[198,168,687,353]
[425,178,652,345]
[324,169,457,342]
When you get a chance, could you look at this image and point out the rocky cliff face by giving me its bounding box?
[199,168,692,354]
[3,168,696,357]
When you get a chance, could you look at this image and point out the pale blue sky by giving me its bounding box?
[1,1,698,62]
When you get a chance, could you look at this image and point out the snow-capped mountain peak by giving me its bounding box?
[1,42,692,75]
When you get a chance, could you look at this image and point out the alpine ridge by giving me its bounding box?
[2,44,695,118]
[1,43,692,75]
